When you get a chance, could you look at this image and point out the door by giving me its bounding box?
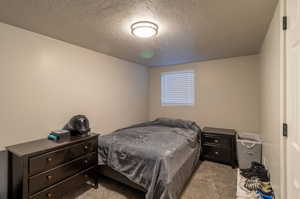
[286,0,300,198]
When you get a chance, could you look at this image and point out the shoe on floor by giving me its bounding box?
[244,177,261,192]
[240,162,265,173]
[256,189,274,199]
[259,181,273,194]
[240,163,269,181]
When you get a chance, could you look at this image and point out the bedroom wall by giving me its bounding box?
[259,4,282,198]
[0,22,149,199]
[149,55,260,133]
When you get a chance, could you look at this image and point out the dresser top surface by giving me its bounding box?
[6,133,98,157]
[202,127,236,136]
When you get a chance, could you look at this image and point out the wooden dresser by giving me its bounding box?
[6,133,99,199]
[201,127,237,168]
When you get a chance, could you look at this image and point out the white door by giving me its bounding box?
[286,0,300,198]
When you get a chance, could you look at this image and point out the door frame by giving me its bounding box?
[279,0,287,198]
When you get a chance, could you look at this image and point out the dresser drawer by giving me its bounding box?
[202,146,231,164]
[29,152,97,195]
[29,138,97,176]
[30,167,96,199]
[202,133,232,148]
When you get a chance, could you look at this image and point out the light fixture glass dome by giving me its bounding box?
[131,21,158,38]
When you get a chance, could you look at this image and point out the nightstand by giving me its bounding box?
[201,127,237,168]
[6,133,99,199]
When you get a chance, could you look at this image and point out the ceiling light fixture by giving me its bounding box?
[131,21,158,38]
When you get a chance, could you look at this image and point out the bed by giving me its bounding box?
[97,118,202,199]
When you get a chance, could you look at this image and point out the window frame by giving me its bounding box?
[160,70,195,107]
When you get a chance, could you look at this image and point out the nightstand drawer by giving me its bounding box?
[29,152,97,195]
[202,134,231,148]
[30,167,96,199]
[202,146,231,164]
[29,138,97,176]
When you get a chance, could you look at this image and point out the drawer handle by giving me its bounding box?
[47,193,52,198]
[47,157,52,162]
[47,175,53,181]
[84,159,89,164]
[214,151,219,155]
[214,139,219,143]
[84,145,89,150]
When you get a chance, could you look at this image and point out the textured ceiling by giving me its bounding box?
[0,0,278,66]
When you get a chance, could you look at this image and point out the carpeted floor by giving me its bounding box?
[72,161,237,199]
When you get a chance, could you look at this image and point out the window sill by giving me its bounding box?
[161,103,194,107]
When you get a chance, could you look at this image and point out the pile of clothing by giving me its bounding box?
[239,162,274,199]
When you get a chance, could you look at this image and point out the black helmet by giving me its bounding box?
[64,115,90,135]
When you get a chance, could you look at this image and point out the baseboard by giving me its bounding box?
[0,150,8,199]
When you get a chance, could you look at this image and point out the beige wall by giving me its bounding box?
[149,55,260,133]
[259,4,282,197]
[0,22,149,150]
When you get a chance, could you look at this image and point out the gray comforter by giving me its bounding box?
[98,118,201,199]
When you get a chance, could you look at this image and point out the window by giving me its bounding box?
[161,71,195,106]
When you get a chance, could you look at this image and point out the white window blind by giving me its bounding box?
[161,71,195,106]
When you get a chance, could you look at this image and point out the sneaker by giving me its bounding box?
[257,183,274,196]
[259,181,273,193]
[241,166,269,181]
[257,195,273,199]
[241,162,265,174]
[240,162,264,177]
[256,189,274,199]
[244,177,261,192]
[240,162,265,176]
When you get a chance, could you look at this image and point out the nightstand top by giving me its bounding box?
[202,127,236,136]
[6,133,99,157]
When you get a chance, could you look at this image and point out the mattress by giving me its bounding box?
[98,118,201,199]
